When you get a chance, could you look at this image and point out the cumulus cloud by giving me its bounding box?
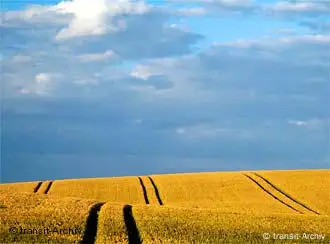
[54,0,150,40]
[2,0,150,40]
[2,1,203,60]
[2,0,329,181]
[1,0,204,100]
[19,73,62,96]
[136,33,329,100]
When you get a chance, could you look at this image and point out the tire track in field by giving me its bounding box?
[33,182,43,193]
[81,202,105,244]
[254,173,320,215]
[148,176,163,205]
[138,177,150,204]
[243,173,304,214]
[44,181,54,194]
[123,205,142,244]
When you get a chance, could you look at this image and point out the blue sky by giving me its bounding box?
[1,0,330,182]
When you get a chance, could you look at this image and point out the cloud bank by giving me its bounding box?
[1,0,329,182]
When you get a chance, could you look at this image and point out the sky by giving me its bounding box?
[1,0,330,183]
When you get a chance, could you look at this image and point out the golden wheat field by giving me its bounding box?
[1,169,329,243]
[258,170,330,215]
[0,190,98,243]
[0,181,39,194]
[45,177,146,203]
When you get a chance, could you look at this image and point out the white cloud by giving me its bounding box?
[288,119,327,130]
[129,32,329,102]
[17,73,63,96]
[215,0,253,8]
[1,0,205,101]
[174,7,207,16]
[2,1,203,62]
[17,73,52,95]
[2,0,329,163]
[130,64,162,80]
[35,73,50,83]
[34,73,52,95]
[171,0,253,7]
[3,4,68,25]
[175,123,254,141]
[77,50,117,62]
[279,34,330,44]
[171,0,330,21]
[170,0,256,16]
[3,0,150,39]
[268,1,330,14]
[288,120,308,126]
[213,34,330,48]
[54,0,150,40]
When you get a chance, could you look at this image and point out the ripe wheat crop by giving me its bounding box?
[151,171,297,214]
[258,170,330,215]
[0,190,99,243]
[47,177,146,203]
[1,169,329,243]
[132,205,330,243]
